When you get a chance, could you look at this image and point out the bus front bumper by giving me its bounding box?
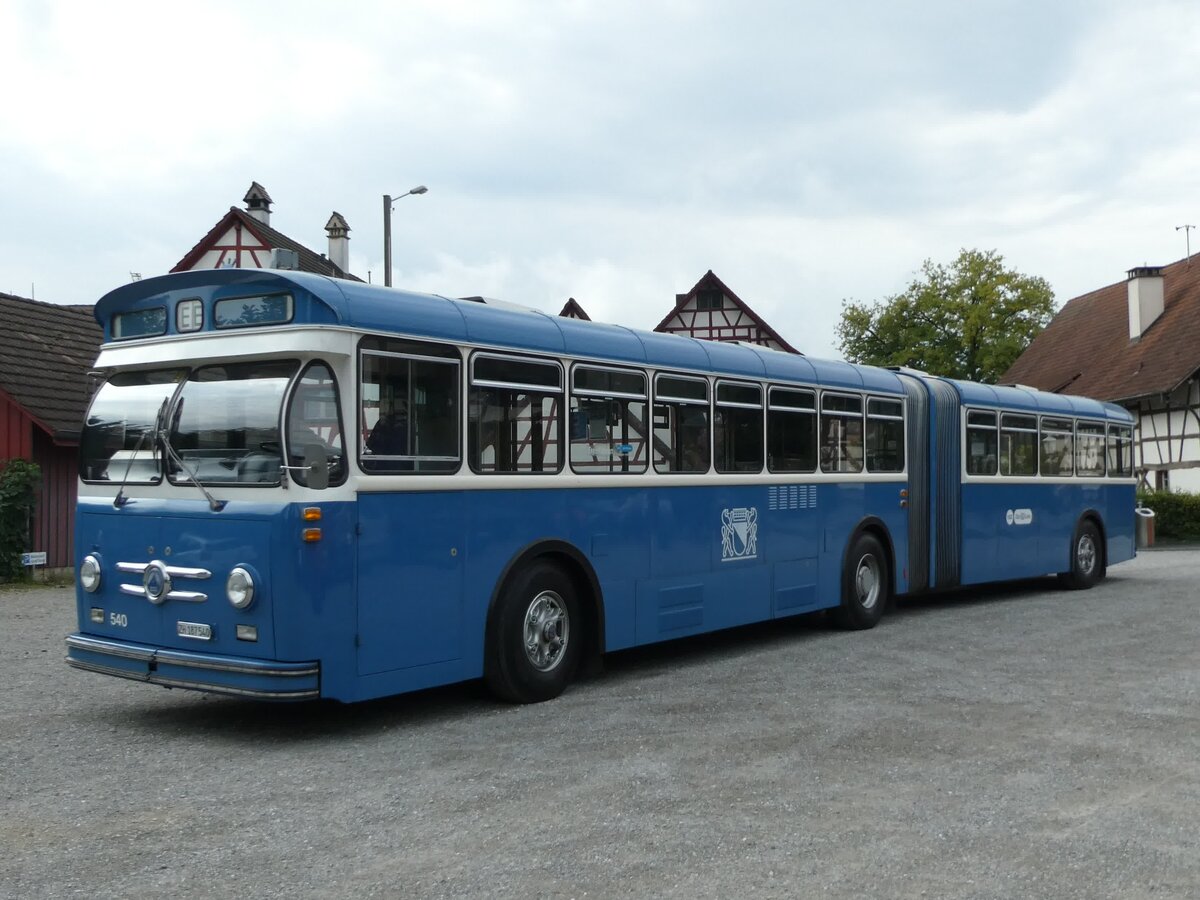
[65,634,320,700]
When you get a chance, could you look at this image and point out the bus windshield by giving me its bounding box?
[79,368,186,483]
[166,360,298,486]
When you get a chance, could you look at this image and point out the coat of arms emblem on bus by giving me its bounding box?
[721,507,758,561]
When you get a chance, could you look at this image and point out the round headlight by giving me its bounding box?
[80,555,102,593]
[226,567,255,609]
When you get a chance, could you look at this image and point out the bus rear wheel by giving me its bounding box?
[1063,520,1104,590]
[485,561,581,703]
[831,533,889,630]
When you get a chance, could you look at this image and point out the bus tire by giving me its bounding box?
[485,561,581,704]
[831,533,889,630]
[1063,519,1103,590]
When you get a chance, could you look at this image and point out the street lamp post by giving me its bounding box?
[383,185,428,287]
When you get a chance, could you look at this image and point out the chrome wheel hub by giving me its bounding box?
[524,590,569,672]
[1077,534,1097,575]
[855,554,881,610]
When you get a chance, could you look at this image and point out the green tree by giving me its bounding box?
[836,249,1055,383]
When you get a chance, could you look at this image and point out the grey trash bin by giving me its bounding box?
[1135,507,1155,548]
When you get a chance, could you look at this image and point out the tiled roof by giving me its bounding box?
[657,270,799,353]
[1001,256,1200,402]
[171,207,363,282]
[0,293,101,443]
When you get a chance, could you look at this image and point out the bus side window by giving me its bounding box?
[360,338,461,474]
[1075,422,1106,477]
[866,397,905,473]
[1107,424,1133,477]
[999,413,1038,476]
[767,387,816,473]
[1040,417,1074,477]
[285,360,346,487]
[569,366,649,475]
[966,410,998,475]
[469,354,563,474]
[820,393,864,474]
[714,381,763,474]
[652,374,710,473]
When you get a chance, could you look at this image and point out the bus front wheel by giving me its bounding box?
[831,533,889,630]
[485,561,581,703]
[1062,520,1104,590]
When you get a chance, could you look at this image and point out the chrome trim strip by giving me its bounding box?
[65,634,155,662]
[168,591,208,603]
[117,561,211,579]
[66,657,151,682]
[165,565,212,580]
[155,650,318,677]
[118,585,206,601]
[146,675,319,700]
[66,635,321,697]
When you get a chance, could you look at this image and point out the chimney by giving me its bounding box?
[325,212,351,275]
[243,181,273,225]
[1127,265,1165,340]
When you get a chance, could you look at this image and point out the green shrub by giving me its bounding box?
[1136,489,1200,541]
[0,459,42,580]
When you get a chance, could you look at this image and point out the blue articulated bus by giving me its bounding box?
[66,269,1137,703]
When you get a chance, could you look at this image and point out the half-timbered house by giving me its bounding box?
[1002,258,1200,491]
[171,182,363,281]
[558,271,799,353]
[656,271,798,352]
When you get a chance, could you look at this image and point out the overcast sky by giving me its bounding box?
[3,0,1199,357]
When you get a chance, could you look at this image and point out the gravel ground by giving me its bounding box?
[2,550,1198,899]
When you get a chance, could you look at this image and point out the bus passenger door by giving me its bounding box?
[356,492,465,675]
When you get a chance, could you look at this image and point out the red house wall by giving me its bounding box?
[1,395,78,569]
[30,430,78,568]
[1,393,33,458]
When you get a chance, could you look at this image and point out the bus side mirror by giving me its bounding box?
[304,444,329,491]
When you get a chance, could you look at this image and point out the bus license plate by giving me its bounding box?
[177,621,213,640]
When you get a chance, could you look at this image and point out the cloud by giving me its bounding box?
[4,0,1200,357]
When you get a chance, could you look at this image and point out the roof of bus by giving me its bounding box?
[97,272,1135,422]
[96,269,912,395]
[948,379,1133,423]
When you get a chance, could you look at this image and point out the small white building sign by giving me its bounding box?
[21,551,48,566]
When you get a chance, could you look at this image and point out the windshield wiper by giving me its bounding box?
[160,398,227,512]
[113,398,168,509]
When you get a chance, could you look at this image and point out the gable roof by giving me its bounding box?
[0,293,102,443]
[657,270,799,353]
[558,297,591,320]
[1001,256,1200,402]
[171,206,363,281]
